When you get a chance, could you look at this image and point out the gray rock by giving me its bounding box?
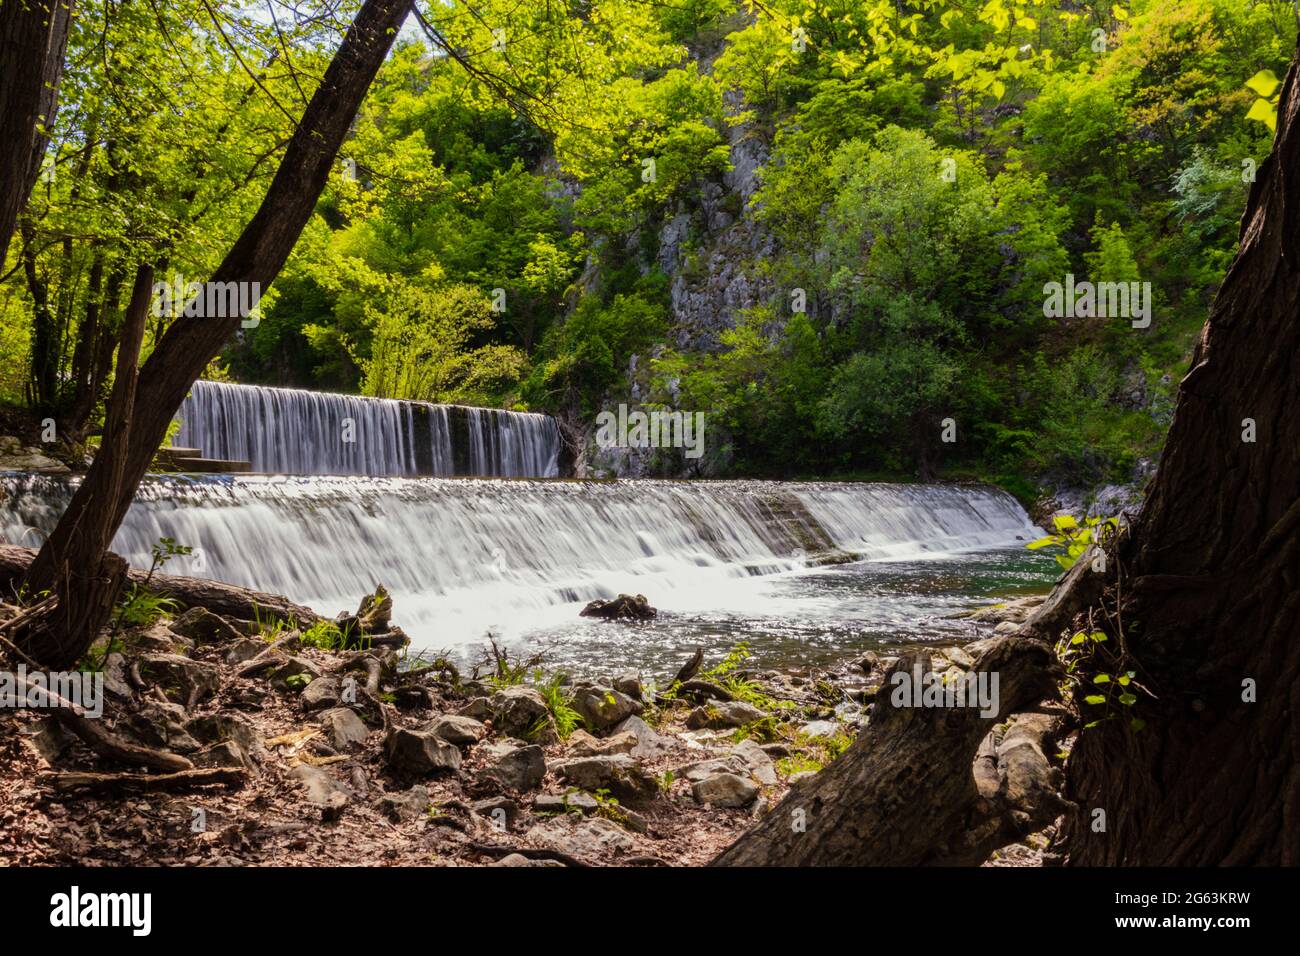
[552,754,658,805]
[458,696,493,720]
[101,652,133,700]
[490,685,553,739]
[383,726,462,774]
[678,755,749,783]
[612,673,643,701]
[224,639,268,665]
[270,656,324,691]
[492,853,565,867]
[289,764,352,815]
[525,817,636,861]
[477,743,547,791]
[186,713,263,761]
[611,714,675,758]
[135,653,222,705]
[570,685,643,733]
[427,714,486,746]
[730,738,778,786]
[566,729,637,758]
[318,707,370,750]
[300,676,340,711]
[685,700,767,730]
[472,795,519,829]
[533,791,599,814]
[376,785,429,822]
[787,770,818,785]
[692,772,759,808]
[170,607,243,645]
[798,719,841,739]
[123,700,200,753]
[192,740,253,771]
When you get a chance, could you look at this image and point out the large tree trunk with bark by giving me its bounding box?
[0,0,72,259]
[713,638,1062,866]
[20,0,415,666]
[1056,49,1300,867]
[716,48,1300,869]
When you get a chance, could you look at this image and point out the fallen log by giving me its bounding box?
[711,635,1063,866]
[0,544,321,626]
[39,767,246,794]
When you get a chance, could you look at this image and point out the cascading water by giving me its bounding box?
[0,473,1051,670]
[174,380,561,477]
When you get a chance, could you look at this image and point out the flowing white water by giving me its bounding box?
[0,474,1042,661]
[175,380,561,477]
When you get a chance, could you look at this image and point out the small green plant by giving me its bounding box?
[252,603,296,640]
[77,636,124,672]
[591,788,627,825]
[700,641,793,714]
[300,618,361,651]
[114,585,178,627]
[145,536,193,586]
[657,769,676,793]
[1057,629,1148,735]
[284,673,312,690]
[1027,514,1119,571]
[732,715,781,743]
[533,670,582,739]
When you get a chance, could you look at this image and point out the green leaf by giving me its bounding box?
[1246,69,1281,99]
[1053,515,1078,532]
[1130,718,1145,732]
[1093,674,1111,684]
[1089,631,1108,642]
[1118,693,1137,706]
[1083,694,1107,705]
[1026,535,1058,550]
[1246,97,1278,132]
[1070,633,1087,645]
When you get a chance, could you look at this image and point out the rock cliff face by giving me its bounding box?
[576,93,778,479]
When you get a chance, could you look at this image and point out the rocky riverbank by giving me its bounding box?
[0,587,1049,867]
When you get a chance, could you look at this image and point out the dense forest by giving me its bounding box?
[1,0,1297,884]
[3,0,1293,495]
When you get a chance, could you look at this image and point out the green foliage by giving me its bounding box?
[1028,514,1121,571]
[300,619,361,652]
[2,0,1290,500]
[1057,629,1149,736]
[525,288,669,415]
[114,586,178,628]
[145,537,192,586]
[533,670,582,740]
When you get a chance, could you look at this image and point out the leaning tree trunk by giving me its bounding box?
[20,0,416,666]
[1057,50,1300,867]
[0,0,72,259]
[716,48,1300,869]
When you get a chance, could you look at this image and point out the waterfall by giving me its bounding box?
[0,474,1040,653]
[174,380,561,478]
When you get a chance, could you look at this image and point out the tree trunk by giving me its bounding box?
[1056,47,1300,867]
[10,265,151,668]
[20,0,415,666]
[0,0,72,259]
[715,45,1300,870]
[712,638,1060,866]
